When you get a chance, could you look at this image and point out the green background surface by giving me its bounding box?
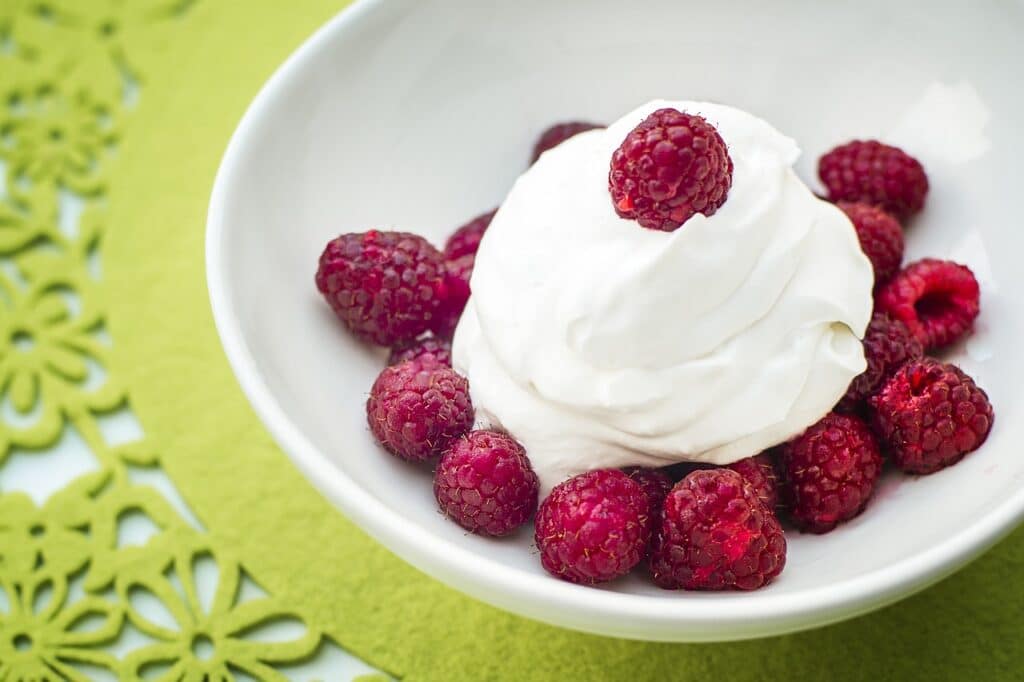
[102,1,1023,679]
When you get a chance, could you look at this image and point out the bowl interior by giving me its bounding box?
[208,0,1024,640]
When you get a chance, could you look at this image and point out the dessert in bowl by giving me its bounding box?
[457,100,874,492]
[206,0,1023,641]
[316,94,989,590]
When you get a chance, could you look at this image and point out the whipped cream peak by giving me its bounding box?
[454,100,873,493]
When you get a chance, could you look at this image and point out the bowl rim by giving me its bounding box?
[205,0,1024,640]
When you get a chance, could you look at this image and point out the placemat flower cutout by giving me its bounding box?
[0,270,121,456]
[0,184,59,256]
[0,573,121,681]
[118,537,321,681]
[1,90,112,195]
[0,475,104,583]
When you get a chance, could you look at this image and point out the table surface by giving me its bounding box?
[2,1,1022,681]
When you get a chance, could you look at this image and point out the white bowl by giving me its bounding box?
[206,0,1024,641]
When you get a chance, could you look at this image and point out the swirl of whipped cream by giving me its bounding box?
[453,100,873,493]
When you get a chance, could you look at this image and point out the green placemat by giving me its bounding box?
[2,1,1022,680]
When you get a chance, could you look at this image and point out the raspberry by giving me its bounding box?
[315,231,450,346]
[443,209,496,261]
[660,461,716,482]
[837,313,923,413]
[366,358,473,462]
[779,413,882,533]
[609,108,733,231]
[624,467,673,513]
[870,359,993,474]
[431,256,473,340]
[387,336,452,367]
[530,121,601,163]
[434,431,539,536]
[875,259,980,350]
[727,453,780,511]
[535,469,649,584]
[623,467,673,541]
[431,211,497,340]
[836,201,904,286]
[649,469,786,591]
[818,140,928,221]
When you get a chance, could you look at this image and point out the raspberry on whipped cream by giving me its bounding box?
[453,100,874,493]
[609,108,733,231]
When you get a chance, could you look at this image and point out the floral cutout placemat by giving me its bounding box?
[0,1,388,680]
[3,1,1024,680]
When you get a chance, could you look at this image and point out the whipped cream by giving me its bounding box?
[453,100,873,493]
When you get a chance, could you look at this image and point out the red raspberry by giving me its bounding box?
[530,121,602,163]
[443,209,496,261]
[446,254,474,295]
[609,108,733,231]
[727,453,780,511]
[875,259,980,350]
[837,313,923,413]
[779,413,882,533]
[535,470,649,584]
[649,469,786,591]
[624,467,673,513]
[434,430,539,536]
[366,358,473,462]
[623,467,674,541]
[432,211,496,339]
[430,256,473,340]
[836,201,904,286]
[818,140,928,221]
[387,336,452,367]
[870,359,993,475]
[660,461,716,482]
[315,231,450,346]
